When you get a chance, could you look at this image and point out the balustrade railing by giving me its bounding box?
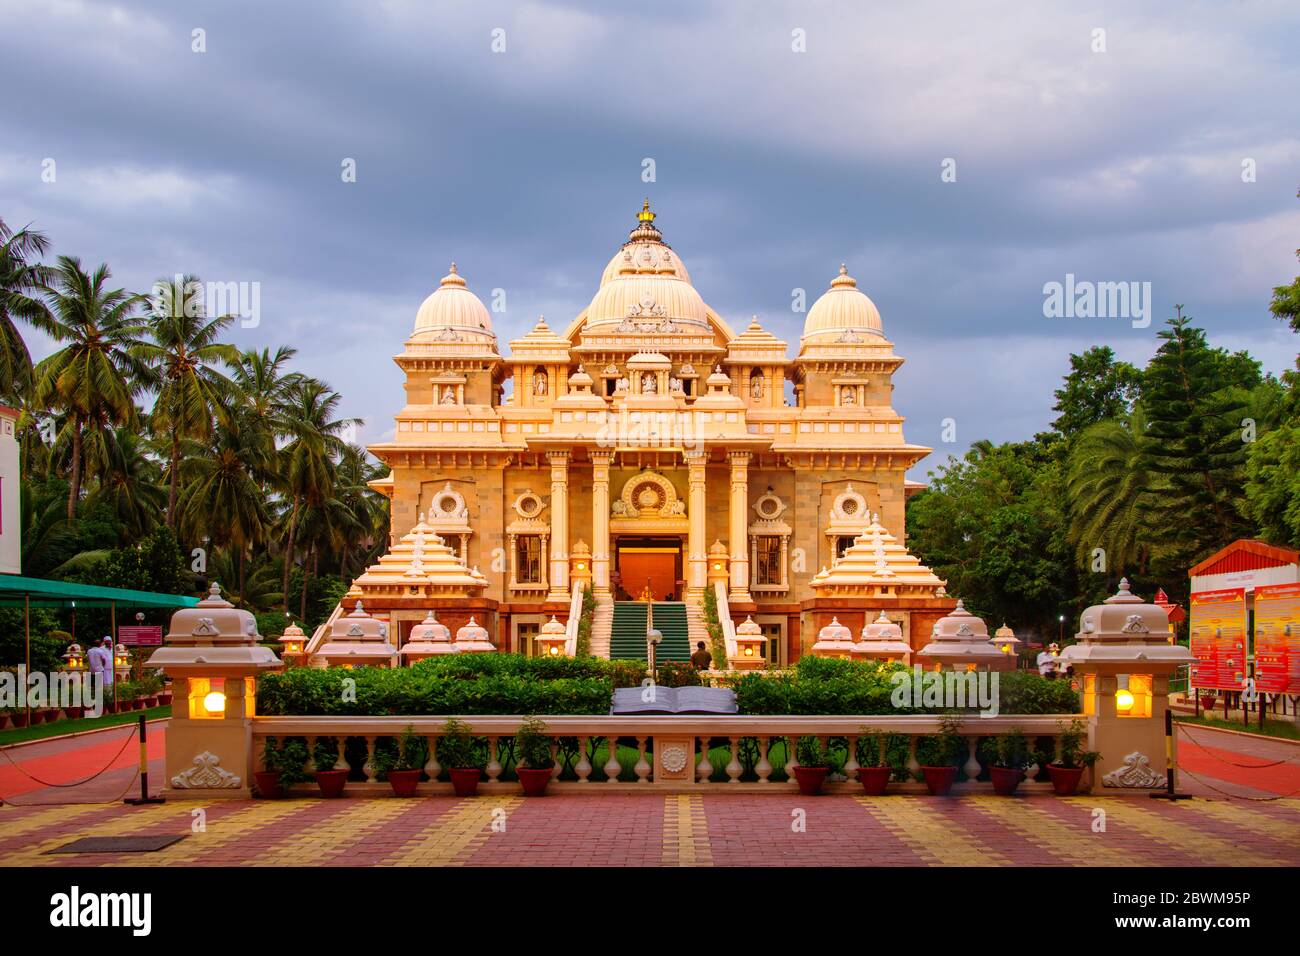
[252,713,1077,790]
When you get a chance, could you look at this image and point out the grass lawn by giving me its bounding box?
[1174,712,1300,742]
[0,706,170,748]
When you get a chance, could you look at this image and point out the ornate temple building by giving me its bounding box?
[309,203,955,666]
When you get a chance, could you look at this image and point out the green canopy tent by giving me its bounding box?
[0,574,198,717]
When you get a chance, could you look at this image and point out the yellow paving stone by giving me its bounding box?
[0,802,124,845]
[2,799,217,866]
[388,797,521,866]
[856,797,1014,866]
[964,795,1137,867]
[1060,797,1290,867]
[245,799,418,867]
[1158,799,1300,851]
[662,793,711,866]
[126,800,315,868]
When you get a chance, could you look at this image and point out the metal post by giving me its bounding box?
[124,713,164,805]
[1150,708,1191,801]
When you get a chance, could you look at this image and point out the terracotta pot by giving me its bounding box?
[64,706,84,720]
[793,765,830,796]
[920,765,958,796]
[143,695,158,708]
[315,769,348,798]
[989,766,1024,796]
[100,701,116,715]
[517,766,553,797]
[11,711,28,728]
[388,769,422,797]
[449,767,482,797]
[158,694,173,706]
[28,709,44,726]
[133,699,145,711]
[0,714,9,730]
[857,765,891,796]
[1047,764,1085,796]
[254,771,284,799]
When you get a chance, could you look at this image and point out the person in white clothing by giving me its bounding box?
[1036,642,1060,679]
[88,636,115,687]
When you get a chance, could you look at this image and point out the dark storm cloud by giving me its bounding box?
[2,0,1297,475]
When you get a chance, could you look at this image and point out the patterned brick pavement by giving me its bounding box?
[2,792,1297,867]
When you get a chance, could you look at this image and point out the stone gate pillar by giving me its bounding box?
[547,450,571,602]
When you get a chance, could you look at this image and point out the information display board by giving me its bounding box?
[1254,582,1300,695]
[1189,588,1246,691]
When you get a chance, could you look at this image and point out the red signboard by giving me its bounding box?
[1189,588,1246,691]
[117,625,164,647]
[1255,583,1300,695]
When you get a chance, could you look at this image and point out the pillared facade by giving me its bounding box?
[334,203,954,664]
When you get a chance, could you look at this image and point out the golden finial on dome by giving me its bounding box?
[439,261,467,288]
[830,263,857,289]
[637,198,656,223]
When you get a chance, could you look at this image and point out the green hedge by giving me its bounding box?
[732,657,1079,716]
[257,653,648,716]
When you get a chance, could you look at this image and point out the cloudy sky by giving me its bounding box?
[3,0,1298,478]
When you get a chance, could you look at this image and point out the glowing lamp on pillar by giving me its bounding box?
[569,541,592,590]
[279,621,307,663]
[707,541,730,587]
[993,623,1020,657]
[730,615,766,670]
[113,643,132,682]
[145,583,283,798]
[60,643,85,672]
[538,615,568,658]
[1059,578,1193,790]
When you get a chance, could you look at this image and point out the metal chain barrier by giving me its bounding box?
[0,723,142,806]
[1175,723,1300,769]
[1174,763,1300,802]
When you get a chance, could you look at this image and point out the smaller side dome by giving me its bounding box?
[801,264,885,343]
[411,262,495,340]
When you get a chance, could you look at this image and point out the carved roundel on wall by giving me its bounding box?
[617,471,683,519]
[831,484,867,521]
[513,491,545,519]
[753,491,786,520]
[660,745,689,774]
[430,482,468,519]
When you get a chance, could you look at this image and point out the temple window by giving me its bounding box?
[836,535,856,559]
[515,535,544,585]
[754,536,783,586]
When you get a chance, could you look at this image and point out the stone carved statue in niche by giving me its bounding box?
[642,372,657,394]
[841,386,855,406]
[751,375,764,400]
[534,372,548,396]
[441,386,456,404]
[669,376,681,393]
[616,376,630,393]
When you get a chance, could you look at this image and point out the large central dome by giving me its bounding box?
[583,201,710,329]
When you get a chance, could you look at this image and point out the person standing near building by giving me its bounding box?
[1036,642,1060,679]
[690,641,712,670]
[88,636,115,689]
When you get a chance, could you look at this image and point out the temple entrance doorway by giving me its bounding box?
[613,536,683,602]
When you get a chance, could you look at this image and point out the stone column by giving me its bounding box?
[547,450,571,601]
[590,450,613,596]
[685,450,708,594]
[728,451,752,602]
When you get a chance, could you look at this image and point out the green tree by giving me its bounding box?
[0,218,55,403]
[1050,346,1142,439]
[137,275,239,526]
[84,426,167,543]
[1268,188,1300,333]
[99,524,192,596]
[32,257,149,519]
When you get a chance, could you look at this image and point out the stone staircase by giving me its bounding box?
[684,598,710,656]
[590,593,613,658]
[610,601,691,662]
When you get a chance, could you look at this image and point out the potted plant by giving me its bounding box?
[514,716,555,796]
[439,718,486,797]
[10,709,28,728]
[256,737,310,798]
[28,708,45,726]
[64,703,85,720]
[793,736,832,795]
[916,715,963,795]
[989,728,1030,796]
[855,729,893,796]
[1047,719,1098,796]
[157,682,174,707]
[313,736,350,798]
[383,725,424,797]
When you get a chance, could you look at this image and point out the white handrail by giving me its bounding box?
[304,602,346,665]
[564,580,584,656]
[714,580,738,658]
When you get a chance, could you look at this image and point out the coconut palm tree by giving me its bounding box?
[137,275,240,525]
[85,426,167,543]
[277,378,359,610]
[0,218,55,402]
[1065,406,1164,576]
[32,257,150,519]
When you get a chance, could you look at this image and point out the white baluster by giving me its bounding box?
[604,735,621,782]
[963,736,981,782]
[756,736,772,783]
[486,736,502,783]
[423,735,441,780]
[336,737,351,774]
[696,736,713,783]
[844,734,860,784]
[549,741,561,780]
[576,736,592,783]
[304,736,317,774]
[726,737,742,783]
[634,736,651,783]
[363,736,378,782]
[784,735,797,784]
